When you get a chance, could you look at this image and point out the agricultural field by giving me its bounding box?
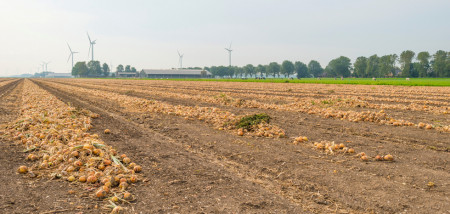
[0,78,449,213]
[134,78,450,86]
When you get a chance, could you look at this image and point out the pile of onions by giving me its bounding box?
[1,80,141,213]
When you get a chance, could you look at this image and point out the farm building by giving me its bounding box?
[140,69,211,79]
[44,72,73,78]
[116,71,138,78]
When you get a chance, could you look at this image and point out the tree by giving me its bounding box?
[226,66,235,78]
[353,56,367,77]
[87,61,102,76]
[256,64,266,78]
[281,60,295,78]
[102,63,110,77]
[72,61,88,77]
[378,55,395,77]
[308,60,323,77]
[125,65,131,72]
[389,54,398,76]
[294,61,308,78]
[234,66,242,77]
[267,62,281,78]
[432,50,447,77]
[410,62,420,77]
[399,50,415,77]
[417,51,430,77]
[243,64,255,77]
[131,67,137,73]
[365,55,379,77]
[325,56,351,77]
[116,64,124,73]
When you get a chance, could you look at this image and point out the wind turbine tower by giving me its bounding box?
[87,32,97,61]
[177,50,184,69]
[67,43,78,69]
[42,61,51,72]
[225,42,233,67]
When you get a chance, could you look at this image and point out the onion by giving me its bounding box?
[119,182,128,190]
[95,189,106,198]
[128,162,136,169]
[18,166,28,174]
[73,160,83,167]
[119,178,127,184]
[111,206,124,214]
[87,175,98,183]
[133,165,142,173]
[129,175,138,183]
[123,192,132,200]
[111,196,119,202]
[103,159,112,166]
[122,157,131,164]
[383,154,394,161]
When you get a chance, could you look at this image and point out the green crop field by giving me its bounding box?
[132,78,450,86]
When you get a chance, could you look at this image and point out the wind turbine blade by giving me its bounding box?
[67,53,72,63]
[87,32,92,43]
[229,42,232,49]
[67,43,72,52]
[177,50,180,56]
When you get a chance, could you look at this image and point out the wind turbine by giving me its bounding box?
[225,42,233,67]
[67,43,78,69]
[42,61,51,72]
[177,50,184,69]
[87,32,96,61]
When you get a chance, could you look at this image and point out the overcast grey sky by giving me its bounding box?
[0,0,449,76]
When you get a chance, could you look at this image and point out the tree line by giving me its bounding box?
[206,50,449,78]
[71,61,110,77]
[71,61,139,77]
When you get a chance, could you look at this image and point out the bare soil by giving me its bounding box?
[1,78,449,214]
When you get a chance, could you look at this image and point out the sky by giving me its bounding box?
[0,0,449,76]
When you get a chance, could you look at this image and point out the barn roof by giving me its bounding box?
[45,73,73,78]
[116,72,138,75]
